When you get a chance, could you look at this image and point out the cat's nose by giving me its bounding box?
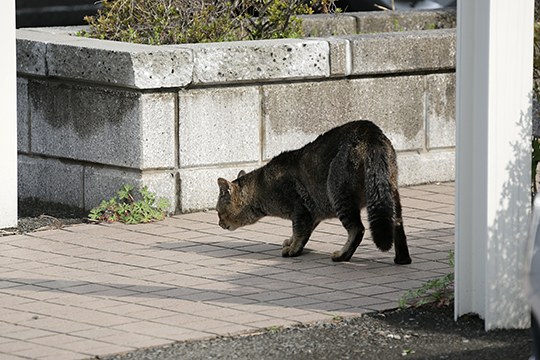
[219,221,229,230]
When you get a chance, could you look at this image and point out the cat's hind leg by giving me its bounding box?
[327,150,365,262]
[282,209,317,257]
[331,205,365,262]
[328,186,365,262]
[392,190,412,265]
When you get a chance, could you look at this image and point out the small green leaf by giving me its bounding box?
[88,184,169,225]
[399,250,454,309]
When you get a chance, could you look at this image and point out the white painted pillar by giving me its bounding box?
[455,0,534,330]
[0,0,17,229]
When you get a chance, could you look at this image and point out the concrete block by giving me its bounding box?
[141,172,179,214]
[29,81,176,169]
[84,167,178,213]
[397,150,455,186]
[17,78,30,153]
[16,28,193,89]
[18,155,84,208]
[179,165,259,212]
[190,38,330,84]
[426,73,456,149]
[354,9,456,33]
[84,167,142,211]
[349,29,456,75]
[178,87,261,167]
[46,37,194,89]
[326,37,351,77]
[262,76,425,159]
[140,93,177,169]
[300,14,357,37]
[16,29,49,75]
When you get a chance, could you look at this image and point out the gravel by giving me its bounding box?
[95,305,532,360]
[0,198,87,236]
[5,199,535,360]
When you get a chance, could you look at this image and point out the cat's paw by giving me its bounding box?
[331,250,352,262]
[394,256,412,265]
[282,245,302,257]
[282,238,292,247]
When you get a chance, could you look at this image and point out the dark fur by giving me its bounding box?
[216,120,411,264]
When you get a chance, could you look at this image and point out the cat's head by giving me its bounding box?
[216,170,261,231]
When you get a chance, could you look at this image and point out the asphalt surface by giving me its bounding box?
[96,304,532,360]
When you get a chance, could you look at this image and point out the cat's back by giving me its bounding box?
[300,120,386,156]
[265,120,387,173]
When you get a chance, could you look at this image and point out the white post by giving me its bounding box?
[455,0,534,330]
[0,0,17,229]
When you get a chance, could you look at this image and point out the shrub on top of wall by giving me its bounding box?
[79,0,337,45]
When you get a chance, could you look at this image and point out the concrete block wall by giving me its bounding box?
[16,11,456,213]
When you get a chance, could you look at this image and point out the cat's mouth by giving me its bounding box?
[219,221,236,231]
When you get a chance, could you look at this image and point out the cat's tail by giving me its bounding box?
[364,143,396,252]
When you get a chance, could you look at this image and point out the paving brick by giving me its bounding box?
[13,342,84,359]
[0,182,456,359]
[245,318,299,330]
[56,338,129,355]
[269,296,324,308]
[75,344,134,359]
[183,318,237,332]
[71,327,128,341]
[205,324,257,337]
[96,333,170,349]
[335,296,389,308]
[112,321,202,340]
[0,353,34,360]
[29,333,86,347]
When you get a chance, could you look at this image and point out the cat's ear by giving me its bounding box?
[237,170,246,179]
[217,178,231,199]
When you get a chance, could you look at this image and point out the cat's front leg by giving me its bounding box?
[281,211,316,257]
[282,237,304,257]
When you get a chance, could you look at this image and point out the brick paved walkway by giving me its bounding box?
[0,183,455,360]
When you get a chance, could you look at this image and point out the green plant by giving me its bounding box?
[265,325,284,333]
[79,0,335,45]
[88,184,170,224]
[398,251,454,309]
[392,17,403,32]
[242,1,312,40]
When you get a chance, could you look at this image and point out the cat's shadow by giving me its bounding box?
[154,239,322,261]
[153,239,392,267]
